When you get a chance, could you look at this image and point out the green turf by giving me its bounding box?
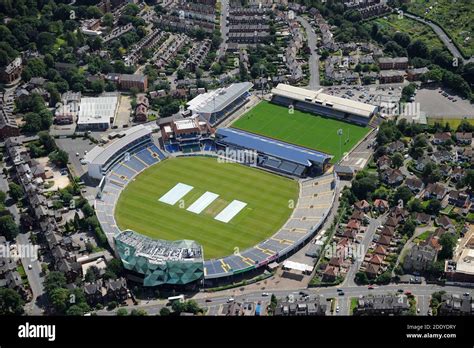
[231,101,370,163]
[115,157,298,259]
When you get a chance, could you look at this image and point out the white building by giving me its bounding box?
[77,95,119,131]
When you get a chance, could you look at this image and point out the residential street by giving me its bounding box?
[297,16,320,89]
[218,0,229,58]
[343,215,383,287]
[16,232,45,315]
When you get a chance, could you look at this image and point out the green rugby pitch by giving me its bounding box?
[232,101,370,163]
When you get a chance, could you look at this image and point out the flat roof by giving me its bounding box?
[78,95,118,125]
[217,128,331,166]
[187,82,252,114]
[175,117,199,130]
[456,248,474,275]
[84,125,152,166]
[271,84,377,118]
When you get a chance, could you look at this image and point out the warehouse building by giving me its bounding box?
[77,94,119,131]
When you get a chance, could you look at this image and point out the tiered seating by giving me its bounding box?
[204,173,337,279]
[96,142,166,240]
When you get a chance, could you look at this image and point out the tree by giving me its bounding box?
[117,308,128,316]
[85,266,100,283]
[0,215,19,240]
[0,288,24,315]
[425,199,441,215]
[393,32,411,48]
[400,218,416,237]
[392,186,413,205]
[44,272,67,294]
[159,307,171,316]
[355,271,369,284]
[375,271,392,285]
[66,304,89,316]
[90,79,105,94]
[438,234,457,260]
[391,152,404,168]
[407,40,429,59]
[351,175,378,200]
[50,288,70,313]
[130,308,148,316]
[49,149,69,167]
[407,198,423,213]
[463,169,474,191]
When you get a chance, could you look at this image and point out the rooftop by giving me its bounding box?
[84,124,152,166]
[217,127,331,166]
[187,82,253,114]
[271,84,377,118]
[77,95,119,125]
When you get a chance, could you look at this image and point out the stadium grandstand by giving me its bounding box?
[114,230,204,286]
[186,82,253,126]
[160,115,215,153]
[203,172,337,285]
[271,84,377,126]
[215,128,332,177]
[84,125,165,180]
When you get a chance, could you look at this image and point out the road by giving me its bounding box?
[218,0,229,58]
[16,232,45,315]
[343,215,383,287]
[96,282,472,316]
[297,16,320,89]
[404,13,473,64]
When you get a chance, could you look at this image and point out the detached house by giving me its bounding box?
[373,199,389,213]
[436,216,454,230]
[432,132,452,145]
[405,177,424,193]
[455,132,472,145]
[424,183,447,200]
[354,200,370,212]
[448,190,470,209]
[380,168,404,186]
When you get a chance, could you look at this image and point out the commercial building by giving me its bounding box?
[160,115,213,153]
[106,73,148,92]
[379,70,405,84]
[271,84,377,126]
[77,94,119,131]
[186,82,253,126]
[84,124,153,180]
[114,230,204,286]
[445,226,474,282]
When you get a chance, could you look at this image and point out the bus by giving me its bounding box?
[167,295,185,304]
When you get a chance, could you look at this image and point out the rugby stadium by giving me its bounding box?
[88,84,377,288]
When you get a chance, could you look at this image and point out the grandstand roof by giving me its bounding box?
[84,125,152,166]
[271,84,377,119]
[217,128,331,166]
[187,82,252,114]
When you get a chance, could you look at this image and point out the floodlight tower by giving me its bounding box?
[337,128,343,159]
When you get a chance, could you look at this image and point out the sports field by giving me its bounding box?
[231,101,370,163]
[115,157,298,259]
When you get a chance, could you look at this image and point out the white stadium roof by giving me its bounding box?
[271,84,377,119]
[84,125,152,166]
[187,82,252,114]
